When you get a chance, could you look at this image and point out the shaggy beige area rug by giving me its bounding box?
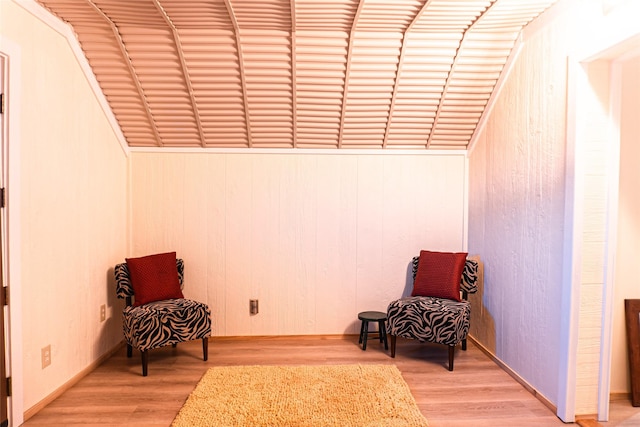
[172,364,429,427]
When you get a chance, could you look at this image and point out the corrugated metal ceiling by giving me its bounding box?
[34,0,559,150]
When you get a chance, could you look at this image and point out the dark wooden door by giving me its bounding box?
[625,299,640,407]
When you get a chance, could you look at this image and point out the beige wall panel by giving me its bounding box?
[204,156,227,336]
[354,155,386,315]
[130,152,467,336]
[181,155,213,306]
[580,241,606,284]
[573,59,611,414]
[313,156,358,334]
[224,155,255,336]
[1,1,129,411]
[576,384,598,414]
[578,284,603,330]
[611,54,640,394]
[247,156,289,335]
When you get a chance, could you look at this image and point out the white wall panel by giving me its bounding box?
[130,152,467,336]
[467,11,569,407]
[469,0,640,417]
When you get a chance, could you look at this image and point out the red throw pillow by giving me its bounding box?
[125,252,184,306]
[411,250,468,301]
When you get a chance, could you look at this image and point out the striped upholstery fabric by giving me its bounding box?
[115,259,211,375]
[387,296,471,346]
[386,257,479,369]
[122,298,211,352]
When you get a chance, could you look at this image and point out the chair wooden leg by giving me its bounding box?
[126,343,132,358]
[462,338,467,351]
[141,350,149,377]
[390,334,397,358]
[448,345,454,371]
[202,337,208,361]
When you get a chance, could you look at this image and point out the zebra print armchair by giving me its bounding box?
[115,257,212,376]
[386,255,479,371]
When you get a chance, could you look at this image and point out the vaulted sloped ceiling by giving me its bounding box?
[35,0,558,150]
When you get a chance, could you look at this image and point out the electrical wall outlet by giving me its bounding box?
[100,304,106,322]
[41,345,51,369]
[250,299,259,315]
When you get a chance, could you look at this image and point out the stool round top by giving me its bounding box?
[358,311,387,321]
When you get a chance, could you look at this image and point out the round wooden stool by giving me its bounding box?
[358,311,389,351]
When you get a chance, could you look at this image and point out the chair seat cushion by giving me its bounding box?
[123,298,212,352]
[386,296,471,346]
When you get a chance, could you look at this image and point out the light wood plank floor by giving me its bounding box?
[19,336,639,426]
